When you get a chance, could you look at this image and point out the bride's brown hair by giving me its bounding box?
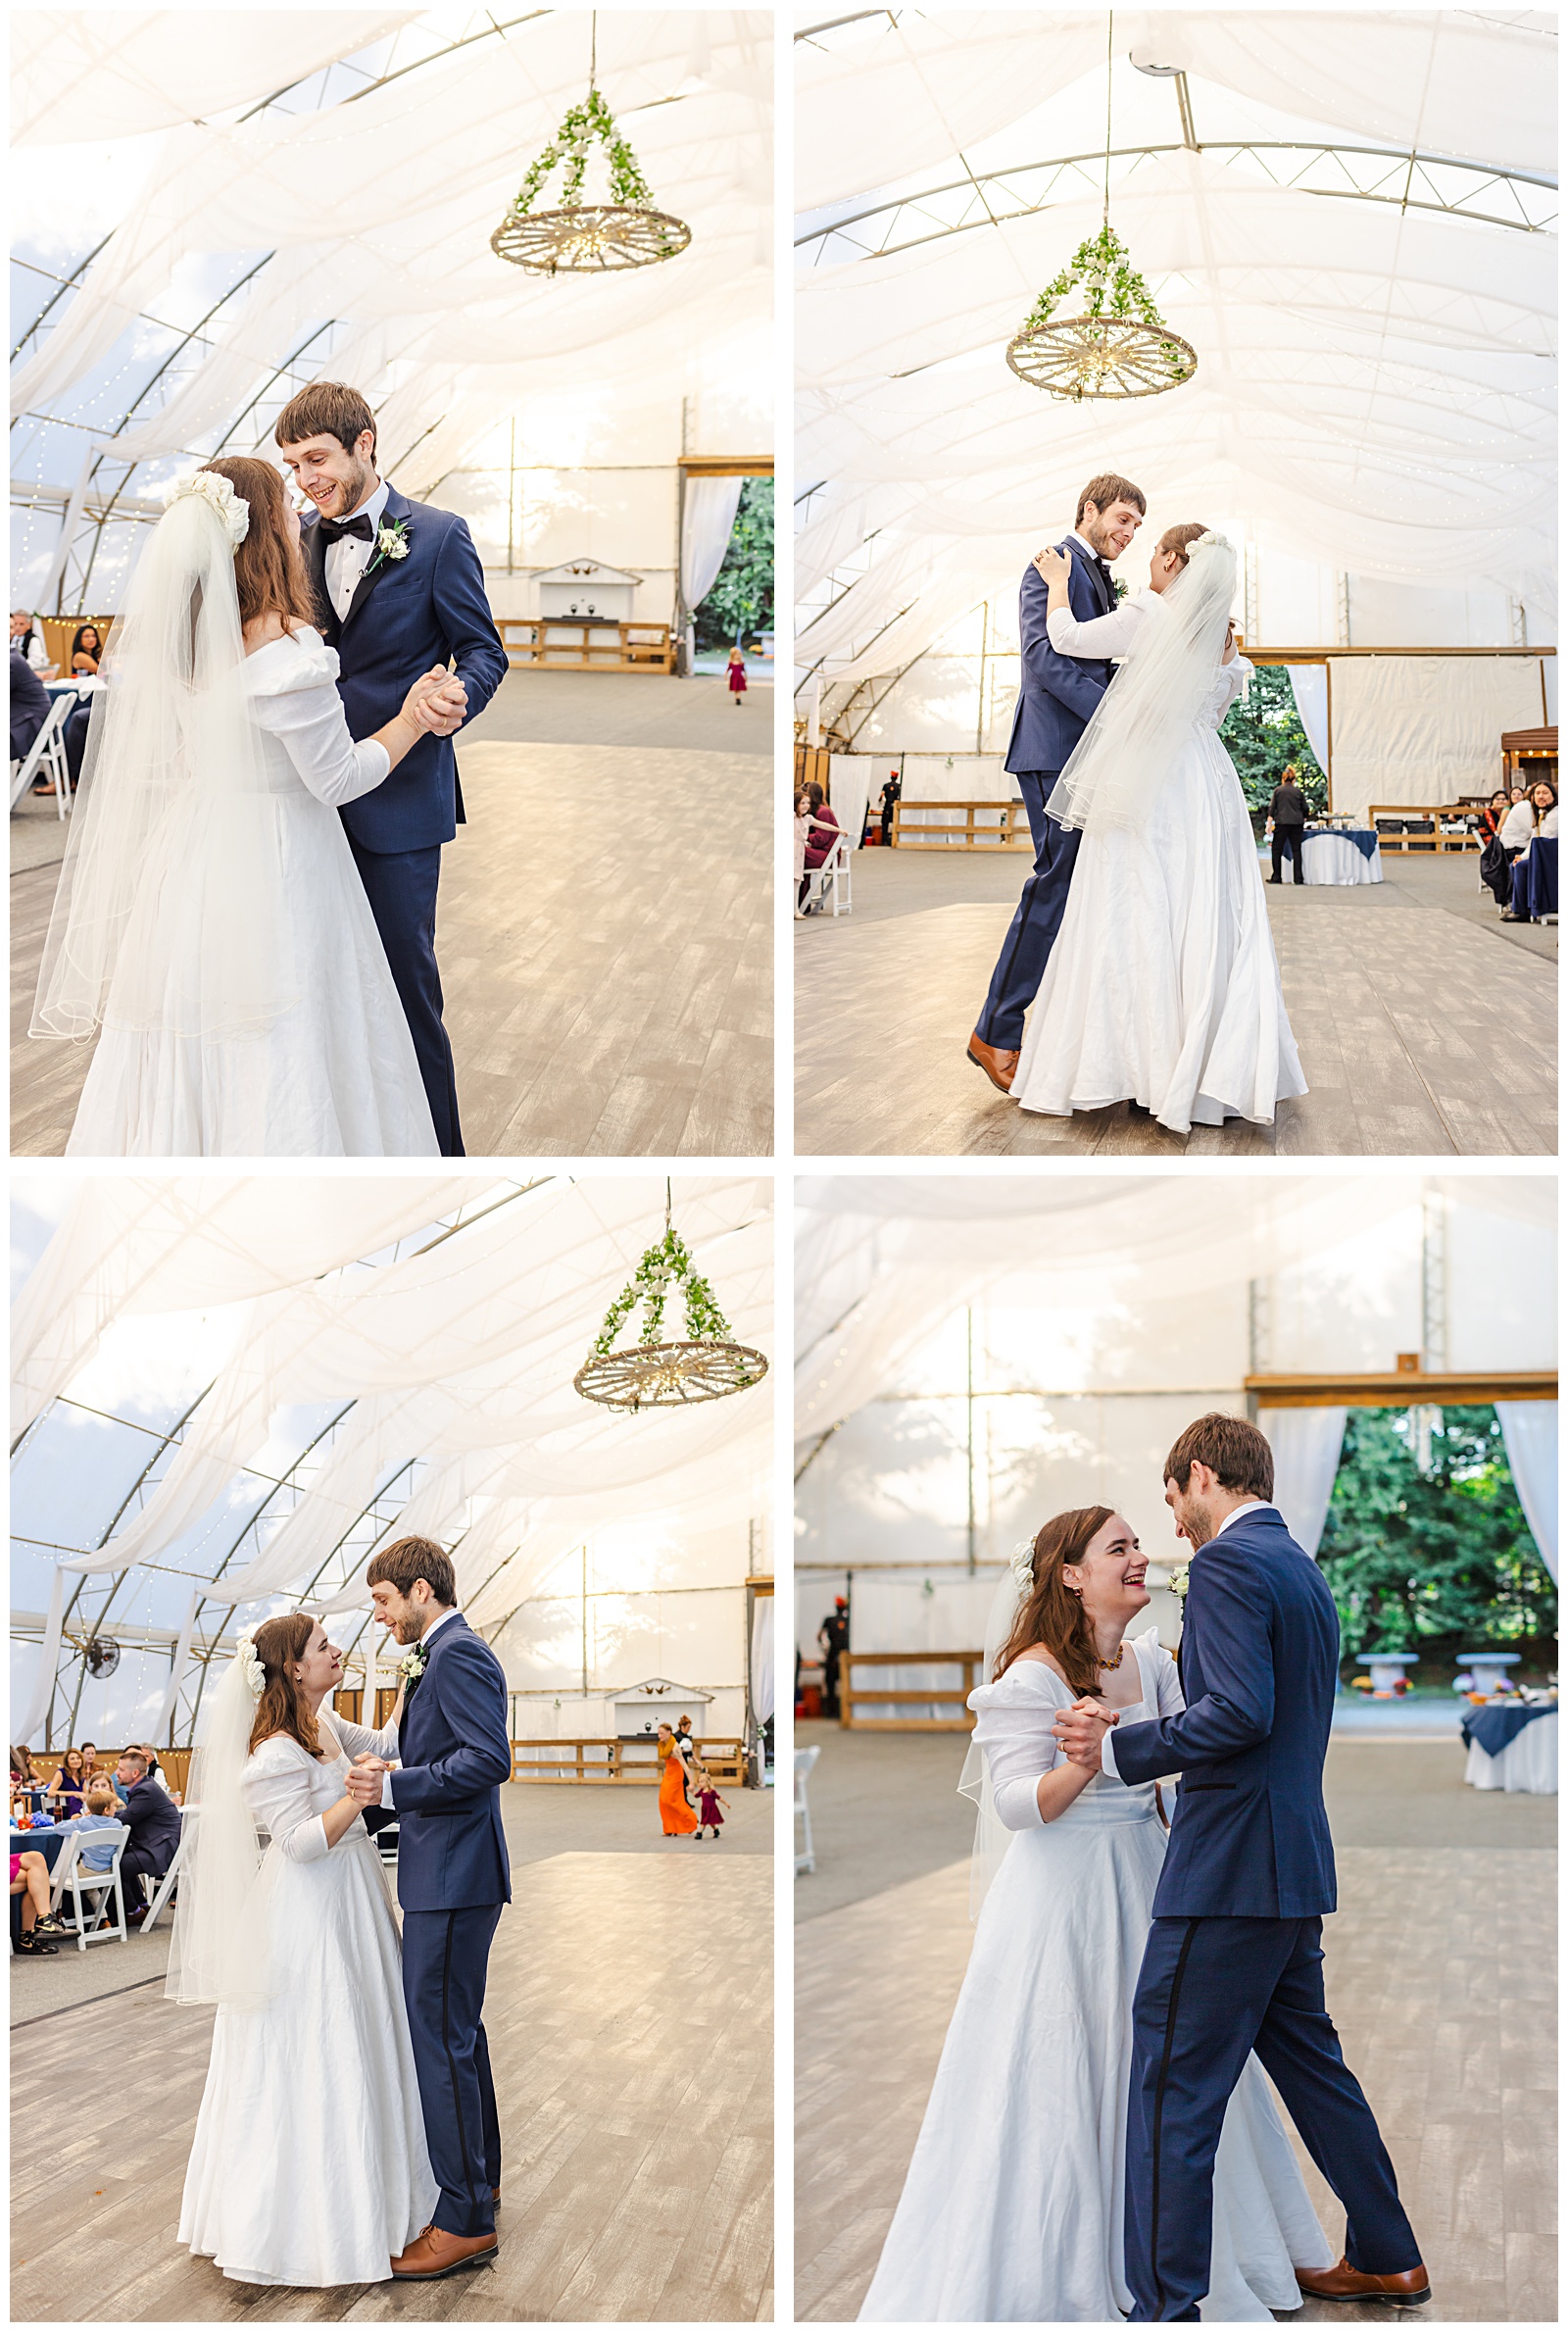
[246,1611,326,1761]
[993,1506,1115,1698]
[1157,521,1209,569]
[200,456,319,635]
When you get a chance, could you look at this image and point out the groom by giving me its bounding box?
[346,1535,513,2280]
[966,472,1145,1094]
[276,382,508,1157]
[1055,1414,1428,2321]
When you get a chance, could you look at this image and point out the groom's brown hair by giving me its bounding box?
[368,1535,457,1607]
[1076,472,1146,524]
[274,381,377,461]
[1163,1414,1274,1501]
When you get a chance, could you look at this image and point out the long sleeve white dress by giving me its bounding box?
[177,1712,438,2286]
[858,1635,1334,2322]
[1010,632,1307,1135]
[65,626,438,1158]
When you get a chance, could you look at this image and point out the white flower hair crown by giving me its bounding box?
[235,1624,267,1702]
[164,468,250,549]
[1007,1539,1037,1598]
[1188,529,1231,558]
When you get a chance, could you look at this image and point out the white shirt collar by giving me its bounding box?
[421,1606,461,1645]
[1069,528,1102,561]
[1213,1500,1279,1540]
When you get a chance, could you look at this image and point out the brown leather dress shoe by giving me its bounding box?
[967,1033,1019,1094]
[389,2224,498,2280]
[1296,2258,1430,2307]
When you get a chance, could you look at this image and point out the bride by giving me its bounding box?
[171,1612,437,2286]
[30,458,454,1156]
[1009,527,1306,1136]
[858,1508,1334,2322]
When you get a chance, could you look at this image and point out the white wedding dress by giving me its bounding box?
[858,1635,1335,2322]
[178,1713,438,2286]
[65,626,438,1158]
[1011,656,1307,1135]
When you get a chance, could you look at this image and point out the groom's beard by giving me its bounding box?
[1176,1501,1216,1550]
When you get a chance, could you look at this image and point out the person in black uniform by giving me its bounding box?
[1267,766,1308,885]
[818,1597,850,1718]
[877,769,902,847]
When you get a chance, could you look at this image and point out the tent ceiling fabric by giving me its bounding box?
[796,1174,1556,1439]
[15,1176,772,1639]
[795,9,1557,683]
[10,11,424,144]
[15,10,771,499]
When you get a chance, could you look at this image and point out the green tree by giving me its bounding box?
[1220,662,1328,819]
[1317,1406,1555,1662]
[694,476,773,649]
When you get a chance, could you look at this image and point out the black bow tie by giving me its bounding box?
[318,513,374,546]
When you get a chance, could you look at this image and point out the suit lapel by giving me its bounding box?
[340,484,410,636]
[301,516,338,645]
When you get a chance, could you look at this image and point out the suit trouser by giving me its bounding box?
[119,1843,171,1909]
[347,836,465,1157]
[402,1904,504,2237]
[1124,1914,1420,2321]
[973,771,1081,1049]
[1271,825,1304,882]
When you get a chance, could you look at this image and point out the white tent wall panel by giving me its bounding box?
[491,1585,746,1710]
[1331,656,1546,822]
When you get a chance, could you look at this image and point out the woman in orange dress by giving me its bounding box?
[657,1722,698,1836]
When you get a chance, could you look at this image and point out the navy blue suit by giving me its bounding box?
[975,541,1116,1049]
[116,1774,182,1903]
[303,486,508,1156]
[1109,1508,1419,2318]
[390,1612,513,2240]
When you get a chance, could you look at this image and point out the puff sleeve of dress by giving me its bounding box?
[243,627,392,807]
[971,1666,1069,1831]
[241,1735,333,1863]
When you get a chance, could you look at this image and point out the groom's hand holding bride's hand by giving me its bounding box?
[399,670,469,738]
[1053,1697,1117,1770]
[345,1754,388,1809]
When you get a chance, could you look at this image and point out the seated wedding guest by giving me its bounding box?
[799,781,841,909]
[53,1779,124,1875]
[112,1748,181,1923]
[10,1745,46,1819]
[46,1747,87,1816]
[10,609,54,674]
[70,622,103,674]
[11,647,52,769]
[10,1846,67,1954]
[138,1743,177,1798]
[1532,779,1558,837]
[1266,765,1308,885]
[1499,781,1559,921]
[1477,790,1510,844]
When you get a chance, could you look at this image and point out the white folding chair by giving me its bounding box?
[794,1745,821,1875]
[140,1814,188,1930]
[53,1824,130,1949]
[9,691,76,817]
[803,832,853,918]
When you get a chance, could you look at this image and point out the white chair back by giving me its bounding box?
[9,690,76,817]
[54,1821,130,1949]
[804,832,853,917]
[794,1744,821,1875]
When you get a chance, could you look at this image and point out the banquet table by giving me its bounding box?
[1460,1704,1557,1793]
[1508,835,1558,920]
[1300,827,1384,885]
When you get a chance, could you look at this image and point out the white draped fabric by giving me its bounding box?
[152,1585,201,1742]
[1286,667,1330,779]
[1300,833,1384,887]
[1257,1410,1347,1560]
[680,475,745,617]
[825,755,873,854]
[1464,1713,1557,1796]
[1329,658,1546,822]
[10,12,420,144]
[795,13,1555,699]
[751,1597,775,1727]
[1497,1404,1559,1584]
[14,1564,66,1749]
[14,12,772,498]
[57,1180,768,1584]
[11,1175,471,1443]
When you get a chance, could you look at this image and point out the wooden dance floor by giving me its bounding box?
[12,1852,772,2323]
[796,1839,1555,2324]
[11,686,770,1159]
[795,854,1556,1156]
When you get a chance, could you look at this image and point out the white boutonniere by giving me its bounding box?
[400,1640,428,1683]
[366,518,411,577]
[1112,576,1128,603]
[1168,1563,1192,1605]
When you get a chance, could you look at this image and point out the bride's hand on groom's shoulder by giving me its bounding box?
[1033,546,1069,585]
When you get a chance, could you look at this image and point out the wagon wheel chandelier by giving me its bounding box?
[491,13,692,274]
[1006,12,1196,401]
[574,1186,767,1412]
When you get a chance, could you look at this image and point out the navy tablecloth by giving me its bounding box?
[1460,1703,1555,1758]
[1304,825,1379,861]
